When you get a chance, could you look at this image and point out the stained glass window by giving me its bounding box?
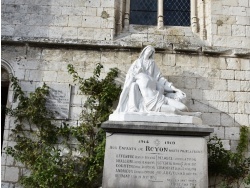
[163,0,190,26]
[129,0,190,26]
[130,0,157,25]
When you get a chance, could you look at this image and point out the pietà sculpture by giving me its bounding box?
[110,45,201,122]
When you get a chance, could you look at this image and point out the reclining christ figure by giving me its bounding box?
[115,45,201,117]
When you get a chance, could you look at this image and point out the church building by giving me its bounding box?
[1,0,249,187]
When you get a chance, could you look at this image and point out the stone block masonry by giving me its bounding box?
[210,1,250,48]
[2,44,249,148]
[101,122,213,188]
[2,45,249,124]
[1,50,249,186]
[2,0,250,49]
[1,0,250,185]
[1,0,114,41]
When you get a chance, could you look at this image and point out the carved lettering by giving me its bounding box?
[104,135,207,187]
[145,146,168,152]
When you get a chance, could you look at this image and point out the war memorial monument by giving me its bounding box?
[102,46,214,188]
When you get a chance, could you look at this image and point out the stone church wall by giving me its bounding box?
[1,0,115,41]
[1,0,250,187]
[1,44,249,187]
[2,0,250,49]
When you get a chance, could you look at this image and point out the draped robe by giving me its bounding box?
[115,48,173,113]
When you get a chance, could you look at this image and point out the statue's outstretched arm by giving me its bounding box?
[169,85,185,96]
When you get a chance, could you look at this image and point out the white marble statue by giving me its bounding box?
[112,45,201,121]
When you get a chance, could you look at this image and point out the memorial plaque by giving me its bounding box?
[46,84,71,119]
[103,133,208,188]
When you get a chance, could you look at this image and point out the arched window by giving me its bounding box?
[1,60,13,150]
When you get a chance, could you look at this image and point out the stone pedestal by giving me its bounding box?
[101,121,213,188]
[109,113,202,125]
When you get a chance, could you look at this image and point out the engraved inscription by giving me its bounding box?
[103,134,207,188]
[46,84,71,119]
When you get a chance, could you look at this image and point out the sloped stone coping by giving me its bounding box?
[2,36,250,58]
[173,44,201,53]
[233,49,250,57]
[101,121,214,136]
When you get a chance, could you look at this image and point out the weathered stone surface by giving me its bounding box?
[235,114,249,125]
[101,121,213,136]
[228,80,241,91]
[1,0,250,181]
[202,46,232,55]
[221,113,235,127]
[173,44,201,53]
[218,24,232,36]
[102,134,208,188]
[220,70,235,79]
[202,113,221,126]
[46,84,71,119]
[232,25,246,37]
[4,167,19,182]
[1,0,250,49]
[225,127,240,140]
[102,130,210,188]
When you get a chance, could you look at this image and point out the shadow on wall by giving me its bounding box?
[117,67,240,134]
[2,0,62,39]
[116,68,241,137]
[167,71,241,146]
[2,0,116,41]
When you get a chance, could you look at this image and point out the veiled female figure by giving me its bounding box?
[115,45,200,116]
